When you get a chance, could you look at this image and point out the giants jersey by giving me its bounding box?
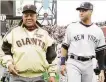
[63,22,105,56]
[2,26,55,77]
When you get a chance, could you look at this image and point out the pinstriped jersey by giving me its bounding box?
[63,22,105,56]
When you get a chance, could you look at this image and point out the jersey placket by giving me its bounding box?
[23,27,39,38]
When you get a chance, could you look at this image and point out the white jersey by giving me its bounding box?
[63,22,105,56]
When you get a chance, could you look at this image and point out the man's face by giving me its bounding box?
[22,12,37,27]
[79,9,92,21]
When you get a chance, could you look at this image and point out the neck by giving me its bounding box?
[82,18,92,25]
[24,24,38,31]
[26,26,36,31]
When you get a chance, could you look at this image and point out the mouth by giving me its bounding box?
[27,20,32,22]
[80,16,84,18]
[80,15,83,17]
[26,21,33,24]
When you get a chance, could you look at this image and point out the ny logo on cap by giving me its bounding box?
[26,5,31,9]
[81,3,85,7]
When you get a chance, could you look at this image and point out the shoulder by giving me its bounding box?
[93,24,103,33]
[67,21,80,27]
[38,27,49,35]
[4,26,20,36]
[39,27,55,41]
[13,25,22,30]
[66,22,79,30]
[38,27,52,38]
[3,26,21,40]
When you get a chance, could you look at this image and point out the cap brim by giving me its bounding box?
[22,10,36,13]
[76,7,89,10]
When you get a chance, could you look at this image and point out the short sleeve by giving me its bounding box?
[98,30,105,47]
[62,25,71,47]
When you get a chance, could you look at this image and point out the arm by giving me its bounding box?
[61,25,70,65]
[96,49,105,70]
[60,45,68,76]
[61,44,68,65]
[1,30,18,75]
[0,28,14,67]
[46,44,57,64]
[94,49,105,76]
[60,25,70,76]
[46,44,57,77]
[45,31,57,78]
[46,42,57,82]
[1,31,13,68]
[96,29,106,70]
[0,36,6,64]
[61,44,68,57]
[96,29,105,82]
[1,40,13,67]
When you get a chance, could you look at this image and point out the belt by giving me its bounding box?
[70,55,95,61]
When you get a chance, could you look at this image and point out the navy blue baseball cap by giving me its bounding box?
[76,2,93,10]
[22,4,37,13]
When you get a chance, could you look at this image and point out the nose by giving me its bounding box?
[79,11,84,16]
[27,15,32,19]
[80,12,83,16]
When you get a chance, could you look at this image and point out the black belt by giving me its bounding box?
[70,55,95,61]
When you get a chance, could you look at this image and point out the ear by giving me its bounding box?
[35,14,38,19]
[89,10,92,15]
[22,15,24,19]
[90,10,93,13]
[37,13,39,17]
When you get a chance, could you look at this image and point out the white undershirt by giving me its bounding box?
[25,28,37,38]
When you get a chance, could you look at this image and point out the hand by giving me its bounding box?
[8,63,19,76]
[60,65,66,76]
[48,76,56,82]
[98,70,105,82]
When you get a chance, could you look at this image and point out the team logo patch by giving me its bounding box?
[35,34,43,38]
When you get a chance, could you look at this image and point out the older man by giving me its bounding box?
[1,4,57,82]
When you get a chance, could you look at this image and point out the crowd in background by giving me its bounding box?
[42,25,67,44]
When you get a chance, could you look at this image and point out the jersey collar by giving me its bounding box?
[79,21,93,27]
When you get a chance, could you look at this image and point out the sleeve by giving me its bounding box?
[45,32,55,50]
[97,29,105,47]
[47,58,58,77]
[46,44,57,64]
[0,36,5,64]
[45,31,57,77]
[1,30,13,67]
[62,25,71,48]
[96,29,106,70]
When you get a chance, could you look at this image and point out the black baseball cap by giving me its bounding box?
[76,2,93,10]
[22,5,37,13]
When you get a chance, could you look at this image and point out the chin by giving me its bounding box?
[26,24,34,27]
[81,18,85,21]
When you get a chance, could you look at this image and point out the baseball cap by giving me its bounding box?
[22,4,37,13]
[76,2,93,10]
